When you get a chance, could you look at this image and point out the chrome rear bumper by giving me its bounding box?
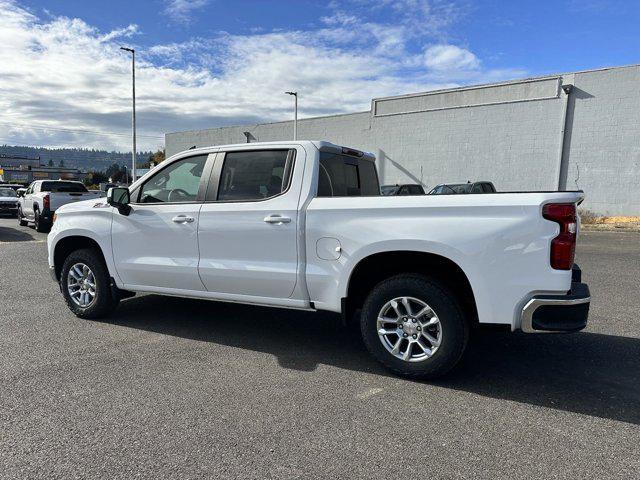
[520,281,590,333]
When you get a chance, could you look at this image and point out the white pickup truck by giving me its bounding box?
[47,141,590,378]
[18,180,104,232]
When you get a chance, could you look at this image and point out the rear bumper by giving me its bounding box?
[519,265,590,333]
[40,209,55,222]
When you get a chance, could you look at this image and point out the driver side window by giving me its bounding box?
[139,155,207,203]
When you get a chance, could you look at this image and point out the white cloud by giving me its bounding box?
[0,0,526,152]
[424,44,480,72]
[163,0,209,25]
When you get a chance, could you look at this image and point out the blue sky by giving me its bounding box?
[1,0,638,151]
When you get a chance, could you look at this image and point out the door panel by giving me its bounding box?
[111,154,211,291]
[198,148,300,298]
[112,203,205,291]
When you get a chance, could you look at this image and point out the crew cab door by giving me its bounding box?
[197,147,300,299]
[111,154,211,292]
[22,182,37,218]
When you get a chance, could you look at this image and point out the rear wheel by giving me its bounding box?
[34,209,50,233]
[17,207,28,226]
[60,248,119,319]
[360,274,468,379]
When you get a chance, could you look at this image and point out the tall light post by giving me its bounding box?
[284,91,298,140]
[120,47,137,183]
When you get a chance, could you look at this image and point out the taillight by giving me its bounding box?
[43,194,50,211]
[542,203,577,270]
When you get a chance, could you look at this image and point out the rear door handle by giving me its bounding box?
[172,215,195,224]
[264,214,291,224]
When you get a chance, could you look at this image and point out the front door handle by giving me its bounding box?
[264,214,291,224]
[172,215,195,224]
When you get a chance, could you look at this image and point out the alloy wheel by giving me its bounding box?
[67,263,97,308]
[376,296,443,362]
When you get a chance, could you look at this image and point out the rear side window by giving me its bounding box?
[41,181,87,193]
[213,150,292,202]
[317,152,379,197]
[482,183,494,193]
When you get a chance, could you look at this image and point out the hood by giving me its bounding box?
[56,197,111,214]
[0,196,19,202]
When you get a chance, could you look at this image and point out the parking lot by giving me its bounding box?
[1,216,638,479]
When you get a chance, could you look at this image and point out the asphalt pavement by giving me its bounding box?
[1,217,638,479]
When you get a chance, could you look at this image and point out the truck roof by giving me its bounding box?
[171,140,375,162]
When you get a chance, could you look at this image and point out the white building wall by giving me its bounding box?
[166,64,640,215]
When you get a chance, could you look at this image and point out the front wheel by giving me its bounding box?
[60,248,119,319]
[360,274,469,379]
[17,207,28,226]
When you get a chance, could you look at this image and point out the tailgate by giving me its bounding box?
[49,192,93,210]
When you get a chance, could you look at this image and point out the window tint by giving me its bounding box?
[359,161,380,195]
[408,185,424,194]
[139,155,207,203]
[398,186,410,195]
[41,181,87,193]
[317,152,380,197]
[481,183,494,193]
[214,150,290,202]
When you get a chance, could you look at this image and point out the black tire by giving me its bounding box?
[34,209,50,233]
[60,248,119,319]
[17,207,28,226]
[360,274,469,379]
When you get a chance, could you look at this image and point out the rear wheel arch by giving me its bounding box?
[53,236,108,281]
[344,250,478,325]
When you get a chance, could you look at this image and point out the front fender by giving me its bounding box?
[47,207,121,285]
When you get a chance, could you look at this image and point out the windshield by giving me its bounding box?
[381,186,399,195]
[430,184,471,194]
[41,181,88,193]
[0,188,17,197]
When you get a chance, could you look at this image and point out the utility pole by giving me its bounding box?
[285,91,298,140]
[120,47,137,182]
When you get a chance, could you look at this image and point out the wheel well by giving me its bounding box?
[345,251,478,324]
[53,236,106,281]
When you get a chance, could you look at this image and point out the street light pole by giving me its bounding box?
[285,91,298,140]
[120,47,137,183]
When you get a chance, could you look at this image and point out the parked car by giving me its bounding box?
[0,183,25,191]
[18,180,105,232]
[0,187,19,217]
[381,184,425,195]
[47,141,590,379]
[429,181,496,194]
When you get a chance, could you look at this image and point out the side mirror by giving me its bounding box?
[16,189,26,197]
[107,187,131,215]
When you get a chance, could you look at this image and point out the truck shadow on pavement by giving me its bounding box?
[110,294,640,425]
[0,224,38,242]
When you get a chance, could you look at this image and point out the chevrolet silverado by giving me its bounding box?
[47,141,590,378]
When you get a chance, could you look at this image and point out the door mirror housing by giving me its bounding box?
[107,187,131,215]
[16,188,26,197]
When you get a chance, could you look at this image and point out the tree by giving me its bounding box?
[58,159,65,167]
[48,159,53,166]
[139,149,166,168]
[83,170,108,186]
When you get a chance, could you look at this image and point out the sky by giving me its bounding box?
[0,0,638,152]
